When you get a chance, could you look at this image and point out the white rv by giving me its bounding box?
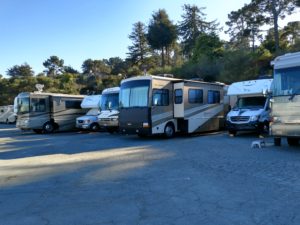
[270,51,300,146]
[0,105,16,123]
[226,79,273,136]
[98,87,120,133]
[119,75,226,138]
[76,95,102,131]
[16,92,86,133]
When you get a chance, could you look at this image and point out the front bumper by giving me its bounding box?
[226,121,260,131]
[76,123,90,129]
[98,120,118,128]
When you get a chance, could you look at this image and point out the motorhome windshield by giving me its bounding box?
[273,66,300,96]
[17,97,30,114]
[235,97,266,109]
[120,80,150,108]
[101,93,119,110]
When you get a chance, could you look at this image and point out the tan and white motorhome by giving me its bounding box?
[270,51,300,146]
[119,75,226,138]
[0,105,16,123]
[16,92,86,133]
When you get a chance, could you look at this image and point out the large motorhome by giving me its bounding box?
[0,105,16,124]
[98,87,120,133]
[119,75,226,138]
[226,79,273,136]
[76,95,102,131]
[270,51,300,146]
[16,92,86,133]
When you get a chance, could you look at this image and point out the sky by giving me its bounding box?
[0,0,298,76]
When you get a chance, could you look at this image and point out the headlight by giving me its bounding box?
[226,115,230,121]
[250,115,259,121]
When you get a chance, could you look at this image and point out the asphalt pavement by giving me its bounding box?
[1,124,300,225]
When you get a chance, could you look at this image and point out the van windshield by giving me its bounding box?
[101,93,119,110]
[234,96,266,109]
[17,97,30,114]
[86,108,99,116]
[120,80,150,108]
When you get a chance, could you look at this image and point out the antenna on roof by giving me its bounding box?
[35,84,44,93]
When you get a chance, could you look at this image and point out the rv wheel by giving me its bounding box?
[90,123,100,132]
[164,123,175,138]
[43,122,55,133]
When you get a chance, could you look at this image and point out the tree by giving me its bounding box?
[64,66,79,74]
[226,3,264,51]
[254,0,298,52]
[147,9,177,67]
[6,63,34,78]
[192,33,224,62]
[127,22,151,66]
[104,57,127,75]
[81,59,111,75]
[178,4,219,58]
[43,56,64,77]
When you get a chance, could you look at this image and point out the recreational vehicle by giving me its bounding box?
[98,87,120,133]
[76,95,102,131]
[226,79,273,136]
[0,105,16,123]
[119,75,226,138]
[270,51,300,146]
[16,92,86,133]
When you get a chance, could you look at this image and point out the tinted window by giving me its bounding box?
[65,100,82,109]
[207,90,220,104]
[31,98,46,112]
[152,89,169,106]
[175,89,183,104]
[120,80,150,108]
[188,89,203,104]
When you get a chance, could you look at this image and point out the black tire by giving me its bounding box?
[287,138,299,146]
[43,122,55,134]
[164,123,175,138]
[274,137,281,146]
[228,130,237,136]
[33,129,43,134]
[90,123,100,132]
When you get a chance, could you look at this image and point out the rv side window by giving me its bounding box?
[207,90,220,104]
[31,98,46,112]
[152,89,169,106]
[65,100,82,109]
[174,89,183,104]
[188,89,203,104]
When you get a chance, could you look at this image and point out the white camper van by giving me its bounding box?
[76,95,102,131]
[16,92,86,133]
[119,75,226,138]
[270,51,300,146]
[0,105,16,123]
[98,87,120,133]
[226,79,273,136]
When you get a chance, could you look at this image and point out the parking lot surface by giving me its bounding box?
[1,124,300,225]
